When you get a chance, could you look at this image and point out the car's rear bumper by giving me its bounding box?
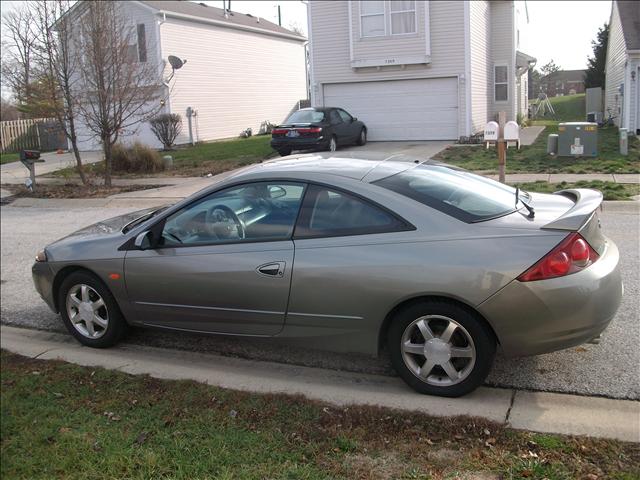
[32,262,57,312]
[271,137,328,151]
[478,237,623,357]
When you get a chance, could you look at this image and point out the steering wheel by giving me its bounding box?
[205,204,245,240]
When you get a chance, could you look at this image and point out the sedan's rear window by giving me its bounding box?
[285,110,325,123]
[374,164,519,222]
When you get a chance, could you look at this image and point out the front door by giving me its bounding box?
[124,181,306,335]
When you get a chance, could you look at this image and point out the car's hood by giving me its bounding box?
[67,207,162,237]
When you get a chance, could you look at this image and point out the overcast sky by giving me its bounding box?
[0,0,613,97]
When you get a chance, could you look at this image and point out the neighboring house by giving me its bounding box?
[539,70,586,97]
[66,1,307,150]
[307,1,536,141]
[604,1,640,134]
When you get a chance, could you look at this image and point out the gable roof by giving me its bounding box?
[616,1,640,50]
[138,1,306,41]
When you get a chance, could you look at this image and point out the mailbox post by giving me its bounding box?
[484,112,519,183]
[19,150,44,191]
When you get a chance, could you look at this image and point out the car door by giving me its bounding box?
[124,181,306,335]
[337,109,360,144]
[287,184,414,339]
[328,109,349,144]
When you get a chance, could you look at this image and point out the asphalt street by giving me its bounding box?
[1,201,638,399]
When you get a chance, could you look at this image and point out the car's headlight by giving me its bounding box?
[35,250,47,262]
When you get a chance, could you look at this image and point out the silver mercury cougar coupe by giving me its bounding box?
[32,154,623,397]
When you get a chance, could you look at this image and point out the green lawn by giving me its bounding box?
[514,180,640,200]
[2,351,639,479]
[531,93,586,122]
[51,136,276,179]
[0,152,20,165]
[435,125,640,174]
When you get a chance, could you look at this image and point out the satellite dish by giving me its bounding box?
[168,55,186,70]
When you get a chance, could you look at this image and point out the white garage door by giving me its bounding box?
[323,78,458,141]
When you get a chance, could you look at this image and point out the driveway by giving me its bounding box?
[339,140,450,159]
[0,150,103,184]
[1,200,638,400]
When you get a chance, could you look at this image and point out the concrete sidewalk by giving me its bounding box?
[2,325,638,442]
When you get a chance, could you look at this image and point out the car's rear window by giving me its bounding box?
[285,110,325,123]
[374,164,519,222]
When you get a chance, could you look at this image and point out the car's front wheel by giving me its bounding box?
[388,300,495,397]
[357,128,367,146]
[59,271,127,348]
[277,148,292,156]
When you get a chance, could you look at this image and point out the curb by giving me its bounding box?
[2,326,638,442]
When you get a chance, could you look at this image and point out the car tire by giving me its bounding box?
[58,271,127,348]
[357,128,367,146]
[277,148,292,157]
[387,300,496,397]
[328,136,338,152]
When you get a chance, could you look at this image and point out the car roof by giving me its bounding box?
[226,152,438,184]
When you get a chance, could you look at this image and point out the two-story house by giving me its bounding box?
[67,0,307,150]
[540,70,587,97]
[604,1,640,135]
[307,1,535,141]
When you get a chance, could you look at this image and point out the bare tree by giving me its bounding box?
[32,0,88,185]
[0,98,21,121]
[1,4,38,114]
[75,1,164,186]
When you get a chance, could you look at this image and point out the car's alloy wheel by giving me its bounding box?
[66,284,109,339]
[59,271,127,348]
[358,129,366,146]
[388,301,495,397]
[329,136,337,152]
[400,315,476,386]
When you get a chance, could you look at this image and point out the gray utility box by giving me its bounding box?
[557,122,598,157]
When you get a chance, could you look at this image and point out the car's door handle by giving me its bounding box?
[256,262,285,277]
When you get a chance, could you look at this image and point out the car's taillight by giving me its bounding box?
[272,128,288,135]
[517,232,599,282]
[297,127,322,134]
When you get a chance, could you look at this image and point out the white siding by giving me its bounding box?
[488,1,516,122]
[160,17,306,144]
[604,1,627,128]
[309,0,467,138]
[469,0,490,133]
[630,57,640,134]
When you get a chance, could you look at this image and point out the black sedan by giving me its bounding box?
[271,107,367,156]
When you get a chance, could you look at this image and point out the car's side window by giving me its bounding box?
[329,110,343,125]
[294,185,410,239]
[338,109,352,123]
[160,182,306,247]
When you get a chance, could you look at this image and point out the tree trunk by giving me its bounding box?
[67,117,88,185]
[103,139,112,187]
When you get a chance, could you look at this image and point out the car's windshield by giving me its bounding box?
[374,164,522,222]
[122,206,169,233]
[285,110,325,123]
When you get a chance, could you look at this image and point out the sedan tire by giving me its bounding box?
[59,271,127,348]
[277,148,292,157]
[328,136,338,152]
[357,128,367,146]
[388,300,496,397]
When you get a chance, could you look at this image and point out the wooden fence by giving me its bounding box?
[0,118,54,153]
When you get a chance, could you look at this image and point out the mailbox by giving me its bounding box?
[504,121,520,149]
[484,121,498,149]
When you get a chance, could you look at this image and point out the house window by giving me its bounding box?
[494,65,508,102]
[360,1,385,37]
[137,24,147,62]
[390,1,416,35]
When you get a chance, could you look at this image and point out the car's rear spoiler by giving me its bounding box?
[542,189,603,231]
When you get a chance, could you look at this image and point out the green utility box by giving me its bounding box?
[557,122,598,157]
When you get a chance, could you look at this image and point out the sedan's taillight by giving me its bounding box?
[517,232,599,282]
[296,127,322,134]
[272,128,288,135]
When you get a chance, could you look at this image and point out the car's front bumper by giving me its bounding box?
[479,237,623,357]
[271,136,329,151]
[32,262,57,312]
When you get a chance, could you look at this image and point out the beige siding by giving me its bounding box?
[629,56,640,133]
[469,0,490,133]
[605,2,627,128]
[488,1,515,122]
[309,0,467,137]
[160,17,306,144]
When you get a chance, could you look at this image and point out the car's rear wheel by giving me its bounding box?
[388,300,495,397]
[357,128,367,146]
[328,136,337,152]
[277,148,292,156]
[59,271,127,348]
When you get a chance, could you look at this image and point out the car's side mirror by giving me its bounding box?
[134,230,153,250]
[352,117,357,122]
